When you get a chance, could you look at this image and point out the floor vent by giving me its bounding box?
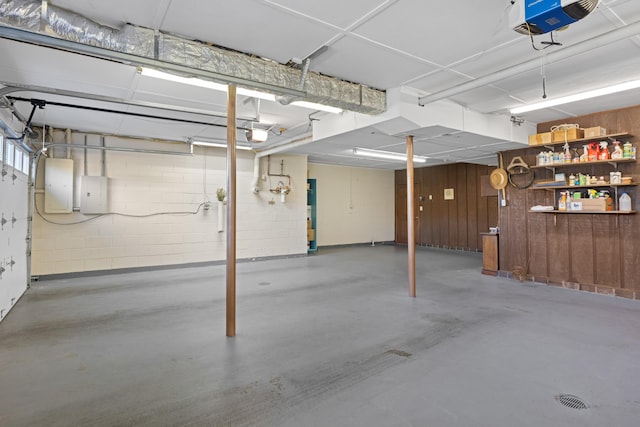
[556,394,589,410]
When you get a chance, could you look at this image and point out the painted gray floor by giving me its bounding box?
[1,245,639,426]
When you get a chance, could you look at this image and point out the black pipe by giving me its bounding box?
[7,96,251,130]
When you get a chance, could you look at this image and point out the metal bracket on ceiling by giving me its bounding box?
[40,1,48,32]
[510,116,524,126]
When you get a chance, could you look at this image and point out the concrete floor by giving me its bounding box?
[1,245,639,427]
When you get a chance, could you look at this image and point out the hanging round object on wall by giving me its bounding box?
[506,156,535,189]
[490,168,508,190]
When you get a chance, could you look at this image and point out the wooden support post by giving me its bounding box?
[226,85,237,337]
[406,135,416,298]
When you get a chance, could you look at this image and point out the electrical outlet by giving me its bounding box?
[501,199,507,207]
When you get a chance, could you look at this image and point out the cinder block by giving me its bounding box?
[84,258,112,271]
[56,237,85,250]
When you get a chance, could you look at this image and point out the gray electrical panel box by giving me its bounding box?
[80,176,108,214]
[44,158,74,213]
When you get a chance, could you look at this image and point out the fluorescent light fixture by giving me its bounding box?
[353,147,427,163]
[192,140,253,150]
[245,128,269,143]
[140,67,346,113]
[510,79,640,114]
[291,100,343,114]
[139,67,276,101]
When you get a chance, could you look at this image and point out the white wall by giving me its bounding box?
[0,134,29,321]
[31,132,308,275]
[307,163,394,246]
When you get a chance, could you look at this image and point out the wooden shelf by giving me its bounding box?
[531,132,631,149]
[529,210,636,214]
[530,182,638,190]
[531,158,636,170]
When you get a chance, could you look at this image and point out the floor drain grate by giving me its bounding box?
[556,394,589,410]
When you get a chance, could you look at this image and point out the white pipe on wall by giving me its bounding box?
[250,133,312,193]
[217,201,224,232]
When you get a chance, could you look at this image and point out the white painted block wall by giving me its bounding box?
[0,138,29,321]
[31,133,308,275]
[308,163,395,246]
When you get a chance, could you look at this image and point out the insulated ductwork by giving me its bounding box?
[0,0,386,115]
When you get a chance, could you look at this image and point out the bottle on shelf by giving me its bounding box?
[572,148,580,163]
[611,140,623,159]
[598,141,610,160]
[619,192,632,212]
[558,192,567,211]
[563,143,572,163]
[580,145,589,162]
[587,142,599,162]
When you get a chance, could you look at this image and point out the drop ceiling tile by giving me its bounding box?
[266,0,389,29]
[310,35,437,90]
[115,116,210,142]
[0,40,135,96]
[161,0,339,64]
[447,86,510,110]
[408,70,473,95]
[353,0,516,66]
[450,39,537,79]
[608,0,640,25]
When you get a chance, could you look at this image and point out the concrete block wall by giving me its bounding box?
[31,132,308,276]
[308,163,395,246]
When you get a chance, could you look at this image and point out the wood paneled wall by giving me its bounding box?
[499,105,640,297]
[395,163,498,250]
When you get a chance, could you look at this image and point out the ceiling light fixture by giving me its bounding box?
[245,128,269,143]
[353,147,428,163]
[191,140,253,150]
[290,100,343,114]
[510,79,640,114]
[139,67,277,101]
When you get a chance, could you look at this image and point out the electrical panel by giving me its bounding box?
[44,158,74,213]
[80,176,108,214]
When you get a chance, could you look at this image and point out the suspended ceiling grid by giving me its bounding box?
[0,0,639,169]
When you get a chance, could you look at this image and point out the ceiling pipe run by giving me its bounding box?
[0,83,257,124]
[250,132,313,193]
[7,95,240,129]
[418,19,640,107]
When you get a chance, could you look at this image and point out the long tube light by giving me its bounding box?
[192,141,253,150]
[290,100,343,114]
[353,147,427,163]
[139,67,276,101]
[140,67,343,114]
[510,79,640,114]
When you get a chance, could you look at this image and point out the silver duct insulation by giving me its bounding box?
[0,0,154,55]
[0,0,386,114]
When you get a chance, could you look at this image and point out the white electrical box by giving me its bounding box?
[80,176,108,214]
[44,158,74,213]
